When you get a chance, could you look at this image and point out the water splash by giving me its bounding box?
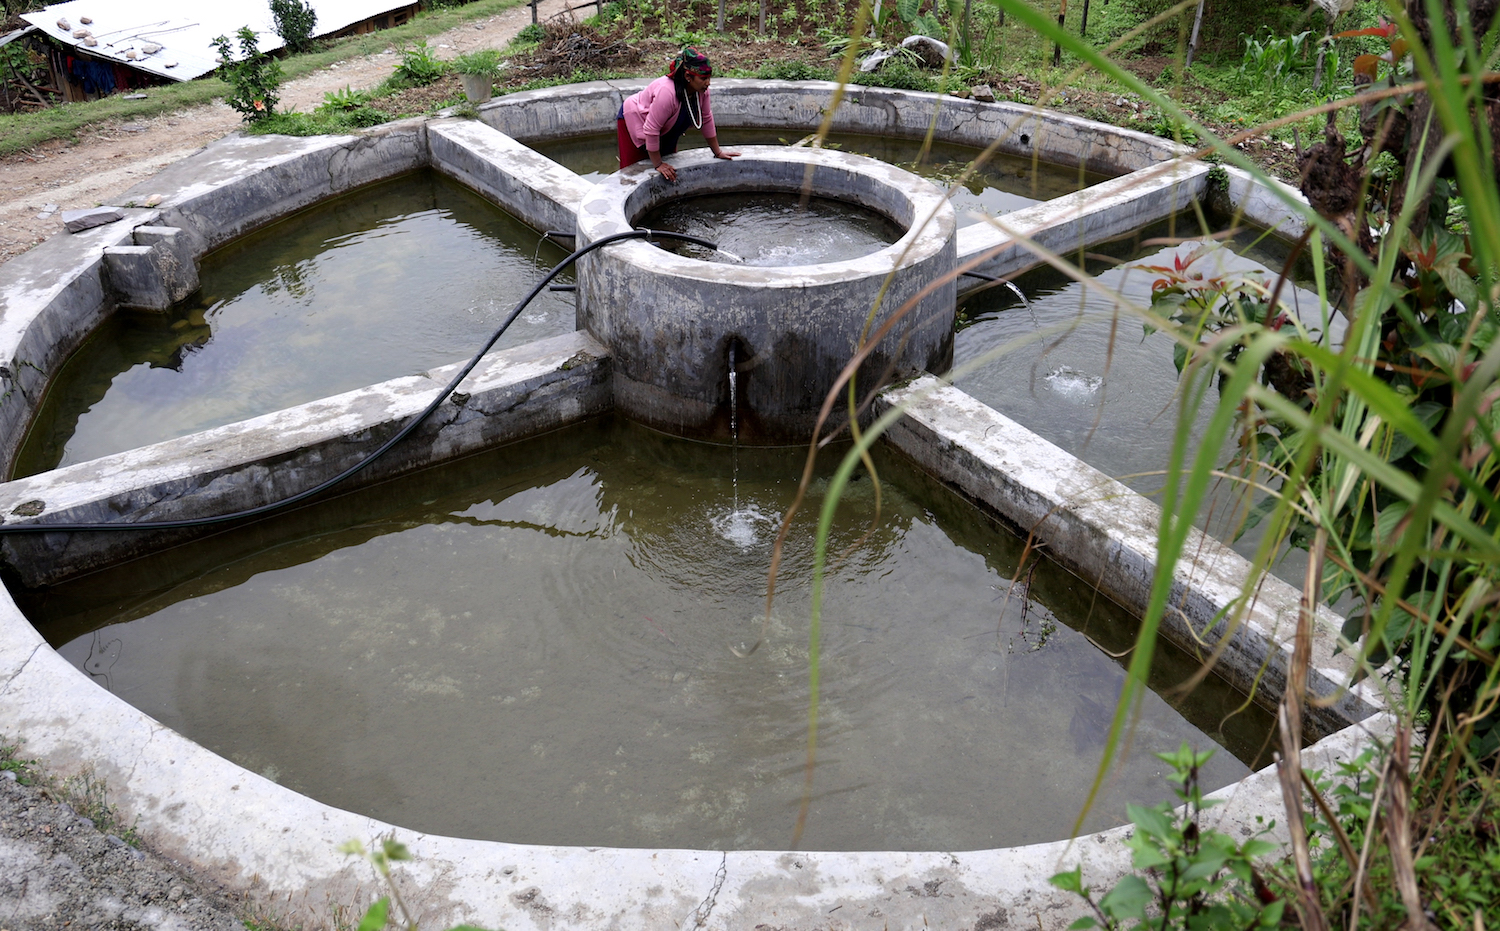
[710,502,775,550]
[1044,366,1103,402]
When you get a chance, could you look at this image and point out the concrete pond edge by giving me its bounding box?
[0,82,1386,930]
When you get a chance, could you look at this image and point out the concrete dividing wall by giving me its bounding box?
[878,377,1379,737]
[0,333,611,586]
[429,119,595,236]
[955,159,1210,288]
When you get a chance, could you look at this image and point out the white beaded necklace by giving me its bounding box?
[685,90,703,130]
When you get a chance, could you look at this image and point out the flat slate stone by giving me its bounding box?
[61,205,125,233]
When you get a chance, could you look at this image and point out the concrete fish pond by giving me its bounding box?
[0,80,1384,929]
[13,170,578,475]
[20,417,1272,852]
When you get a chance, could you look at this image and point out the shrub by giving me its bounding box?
[451,48,504,77]
[212,27,283,124]
[757,60,835,81]
[514,22,546,43]
[850,59,934,92]
[269,0,318,54]
[392,40,447,86]
[318,85,370,112]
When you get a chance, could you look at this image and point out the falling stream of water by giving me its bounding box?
[729,343,739,512]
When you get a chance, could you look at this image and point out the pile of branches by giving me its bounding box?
[530,21,637,77]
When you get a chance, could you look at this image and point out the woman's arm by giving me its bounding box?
[705,136,739,160]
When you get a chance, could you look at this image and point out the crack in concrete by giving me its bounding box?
[0,641,44,696]
[682,853,728,930]
[125,724,164,787]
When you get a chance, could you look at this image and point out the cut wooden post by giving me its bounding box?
[1052,0,1067,66]
[1185,0,1206,67]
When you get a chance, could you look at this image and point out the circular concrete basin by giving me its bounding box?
[574,146,956,442]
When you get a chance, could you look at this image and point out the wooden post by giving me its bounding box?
[1080,0,1090,35]
[1184,0,1205,67]
[530,0,539,25]
[758,0,766,35]
[717,0,725,32]
[1052,0,1066,66]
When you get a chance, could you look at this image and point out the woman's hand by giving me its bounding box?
[712,149,740,160]
[656,162,678,182]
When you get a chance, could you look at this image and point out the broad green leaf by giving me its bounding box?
[1067,919,1098,931]
[357,897,390,931]
[1049,867,1087,895]
[1098,874,1153,921]
[1125,803,1173,841]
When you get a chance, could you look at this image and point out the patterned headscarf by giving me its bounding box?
[667,46,712,79]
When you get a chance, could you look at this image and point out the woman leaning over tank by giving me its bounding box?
[617,46,739,182]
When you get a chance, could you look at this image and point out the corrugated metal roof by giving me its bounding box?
[21,0,416,83]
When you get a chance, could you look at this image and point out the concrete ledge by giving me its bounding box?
[429,119,595,237]
[482,80,1186,176]
[956,158,1209,289]
[0,212,158,469]
[877,377,1380,737]
[0,332,611,586]
[1214,165,1310,243]
[116,121,430,257]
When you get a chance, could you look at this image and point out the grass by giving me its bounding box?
[0,0,529,157]
[0,734,38,784]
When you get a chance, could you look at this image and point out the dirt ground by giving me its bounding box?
[0,0,578,265]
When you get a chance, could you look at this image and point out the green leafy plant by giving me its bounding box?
[392,40,447,87]
[757,60,835,81]
[269,0,319,54]
[514,22,546,43]
[451,48,504,77]
[0,734,37,784]
[319,85,371,111]
[57,766,142,847]
[1239,29,1314,88]
[340,836,496,931]
[212,27,283,123]
[1050,744,1284,931]
[850,57,934,91]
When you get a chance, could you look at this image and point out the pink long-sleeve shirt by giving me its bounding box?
[620,75,717,153]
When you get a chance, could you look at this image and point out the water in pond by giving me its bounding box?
[952,219,1331,566]
[13,170,575,478]
[531,131,1108,226]
[639,192,902,266]
[19,417,1275,852]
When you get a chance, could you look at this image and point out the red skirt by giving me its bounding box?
[617,118,648,169]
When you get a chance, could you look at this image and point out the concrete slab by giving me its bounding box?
[877,377,1381,737]
[0,332,611,586]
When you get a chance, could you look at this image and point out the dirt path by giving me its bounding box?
[0,0,577,265]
